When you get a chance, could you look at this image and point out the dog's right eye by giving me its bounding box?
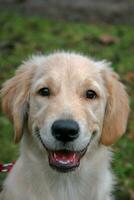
[38,87,50,96]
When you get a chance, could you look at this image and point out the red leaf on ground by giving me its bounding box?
[125,72,134,81]
[129,190,134,200]
[99,34,119,45]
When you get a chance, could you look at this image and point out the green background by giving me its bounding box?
[0,12,134,199]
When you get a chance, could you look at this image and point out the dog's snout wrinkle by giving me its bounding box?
[52,120,79,143]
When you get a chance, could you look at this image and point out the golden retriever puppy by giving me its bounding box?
[0,52,129,200]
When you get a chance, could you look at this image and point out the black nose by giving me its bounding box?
[52,120,79,142]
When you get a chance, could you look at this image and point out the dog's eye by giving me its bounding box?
[86,90,97,99]
[38,87,50,96]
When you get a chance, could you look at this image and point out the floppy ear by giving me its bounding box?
[100,67,129,146]
[1,64,34,143]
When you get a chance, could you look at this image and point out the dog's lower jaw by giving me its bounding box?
[1,136,114,200]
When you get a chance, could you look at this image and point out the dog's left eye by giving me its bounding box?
[38,87,50,96]
[86,90,97,99]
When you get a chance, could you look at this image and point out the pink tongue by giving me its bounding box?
[52,151,79,165]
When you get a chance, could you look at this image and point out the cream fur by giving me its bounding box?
[0,52,129,200]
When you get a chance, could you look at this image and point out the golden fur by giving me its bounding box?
[0,52,129,200]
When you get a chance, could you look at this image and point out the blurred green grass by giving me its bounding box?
[0,12,134,198]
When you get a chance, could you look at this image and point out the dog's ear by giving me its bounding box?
[100,66,129,146]
[1,64,34,143]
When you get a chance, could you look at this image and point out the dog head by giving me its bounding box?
[1,52,129,172]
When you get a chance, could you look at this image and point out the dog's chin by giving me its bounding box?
[47,148,87,173]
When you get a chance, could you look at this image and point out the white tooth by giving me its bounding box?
[54,153,57,159]
[59,160,70,164]
[72,154,76,161]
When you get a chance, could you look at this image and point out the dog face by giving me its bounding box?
[1,52,129,172]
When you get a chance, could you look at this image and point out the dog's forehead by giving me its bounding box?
[33,53,102,81]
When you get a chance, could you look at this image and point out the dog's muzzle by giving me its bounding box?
[35,120,89,173]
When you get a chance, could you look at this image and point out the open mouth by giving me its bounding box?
[48,148,87,172]
[35,128,88,172]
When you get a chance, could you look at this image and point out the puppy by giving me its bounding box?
[0,52,129,200]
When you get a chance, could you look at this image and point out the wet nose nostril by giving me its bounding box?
[52,120,79,142]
